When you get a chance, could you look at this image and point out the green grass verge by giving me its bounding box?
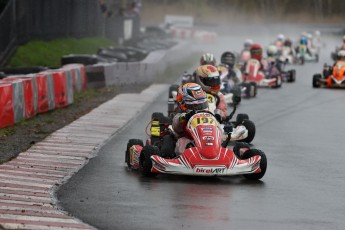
[8,37,117,68]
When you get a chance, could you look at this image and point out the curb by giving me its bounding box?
[0,84,169,230]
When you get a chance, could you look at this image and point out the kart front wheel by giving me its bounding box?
[126,139,143,168]
[139,145,160,177]
[312,74,322,88]
[242,149,267,180]
[233,142,251,159]
[241,119,256,143]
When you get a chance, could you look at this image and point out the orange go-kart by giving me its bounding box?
[313,61,345,88]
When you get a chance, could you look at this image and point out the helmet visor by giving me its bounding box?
[201,76,220,87]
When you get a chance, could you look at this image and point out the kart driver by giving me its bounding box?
[194,64,228,120]
[172,83,209,156]
[243,43,269,72]
[200,52,216,66]
[219,51,242,85]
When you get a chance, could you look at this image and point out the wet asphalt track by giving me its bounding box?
[57,26,345,230]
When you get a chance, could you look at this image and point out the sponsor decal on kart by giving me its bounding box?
[194,166,227,174]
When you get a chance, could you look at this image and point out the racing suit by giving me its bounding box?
[172,112,192,156]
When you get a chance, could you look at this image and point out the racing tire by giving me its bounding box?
[236,114,249,125]
[249,82,257,97]
[233,142,251,159]
[240,119,256,143]
[272,75,282,88]
[287,70,296,82]
[312,74,322,88]
[231,86,242,105]
[242,149,267,180]
[160,135,176,158]
[139,145,160,177]
[241,83,251,99]
[151,112,171,124]
[168,84,180,99]
[126,139,144,168]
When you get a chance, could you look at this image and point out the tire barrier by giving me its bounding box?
[0,40,188,129]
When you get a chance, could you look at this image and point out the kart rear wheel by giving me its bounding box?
[242,149,267,180]
[312,74,322,88]
[139,145,160,177]
[236,113,249,125]
[249,82,257,97]
[287,70,296,82]
[240,119,256,143]
[233,142,251,159]
[160,135,176,158]
[272,75,282,88]
[126,139,144,168]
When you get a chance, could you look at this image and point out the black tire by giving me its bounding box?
[287,70,296,82]
[240,119,256,143]
[125,139,144,168]
[231,86,242,105]
[236,113,249,124]
[168,84,180,98]
[139,145,160,177]
[240,82,251,98]
[312,74,322,88]
[272,75,282,88]
[160,135,176,158]
[233,142,251,159]
[249,82,257,97]
[242,149,267,180]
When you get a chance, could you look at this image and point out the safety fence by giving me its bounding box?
[0,40,190,129]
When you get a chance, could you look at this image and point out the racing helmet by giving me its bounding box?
[195,65,221,94]
[300,37,308,45]
[244,39,253,50]
[220,51,236,67]
[250,43,263,60]
[277,34,285,41]
[200,53,216,66]
[267,45,278,57]
[337,50,345,60]
[284,38,292,47]
[178,83,208,112]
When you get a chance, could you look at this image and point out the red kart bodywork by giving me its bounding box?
[242,59,282,88]
[129,113,264,177]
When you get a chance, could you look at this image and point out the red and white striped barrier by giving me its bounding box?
[0,82,14,129]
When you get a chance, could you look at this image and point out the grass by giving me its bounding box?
[8,37,117,68]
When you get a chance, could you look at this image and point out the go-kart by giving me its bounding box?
[295,44,319,64]
[125,111,267,179]
[279,46,303,65]
[313,61,345,88]
[242,59,282,88]
[167,86,256,143]
[275,59,296,82]
[218,65,257,105]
